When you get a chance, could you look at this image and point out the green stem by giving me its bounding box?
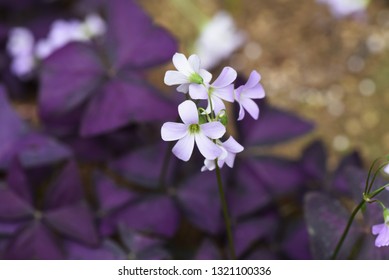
[215,162,236,260]
[331,184,389,259]
[330,200,365,260]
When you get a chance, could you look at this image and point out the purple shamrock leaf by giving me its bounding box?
[39,0,177,137]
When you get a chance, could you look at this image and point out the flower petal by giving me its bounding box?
[242,83,265,99]
[178,100,199,124]
[241,96,259,120]
[237,103,245,121]
[172,53,192,76]
[189,84,208,100]
[213,84,235,102]
[172,134,195,161]
[372,223,385,235]
[195,133,222,160]
[212,66,237,88]
[200,69,212,84]
[223,136,244,153]
[245,70,261,88]
[188,54,200,73]
[176,84,189,93]
[224,152,236,168]
[201,159,215,172]
[200,121,226,139]
[161,122,188,141]
[210,95,227,115]
[164,70,188,86]
[375,225,389,247]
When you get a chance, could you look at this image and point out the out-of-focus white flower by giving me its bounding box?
[83,13,106,39]
[36,14,106,60]
[317,0,370,18]
[194,11,246,69]
[7,27,36,77]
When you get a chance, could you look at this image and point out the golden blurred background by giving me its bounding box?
[141,0,389,169]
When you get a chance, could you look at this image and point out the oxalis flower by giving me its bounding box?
[164,53,212,93]
[190,66,237,114]
[372,208,389,247]
[161,100,225,161]
[235,70,266,121]
[201,136,244,172]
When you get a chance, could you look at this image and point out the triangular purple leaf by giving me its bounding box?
[65,239,126,260]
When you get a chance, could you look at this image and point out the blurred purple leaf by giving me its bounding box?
[304,192,359,259]
[301,140,327,181]
[66,239,126,260]
[195,239,221,260]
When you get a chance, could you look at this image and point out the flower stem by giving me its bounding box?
[331,184,389,259]
[330,200,365,260]
[215,162,236,259]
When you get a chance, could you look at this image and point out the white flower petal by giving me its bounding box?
[373,223,385,235]
[237,103,245,121]
[242,84,265,99]
[178,100,199,124]
[176,83,190,93]
[189,84,208,100]
[200,121,226,139]
[211,95,226,115]
[200,69,212,84]
[212,66,237,88]
[172,134,195,161]
[241,96,259,120]
[172,52,193,76]
[188,54,201,73]
[195,133,222,160]
[224,152,236,168]
[213,84,235,102]
[201,159,216,172]
[222,136,244,153]
[245,70,261,88]
[164,70,189,86]
[161,122,188,141]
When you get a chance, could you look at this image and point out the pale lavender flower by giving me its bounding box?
[190,66,237,114]
[164,53,212,93]
[195,11,246,69]
[201,136,244,172]
[7,27,35,77]
[235,70,265,121]
[372,209,389,247]
[317,0,370,18]
[161,100,225,161]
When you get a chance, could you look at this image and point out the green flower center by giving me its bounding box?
[189,73,203,84]
[189,124,200,134]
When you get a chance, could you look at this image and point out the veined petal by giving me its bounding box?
[223,136,244,153]
[245,70,261,88]
[195,133,222,160]
[241,96,259,120]
[242,83,265,99]
[200,69,212,84]
[172,53,193,76]
[164,70,189,86]
[212,67,237,88]
[161,122,188,141]
[189,84,208,100]
[178,100,199,124]
[213,84,235,102]
[172,134,195,161]
[188,54,200,73]
[200,121,226,139]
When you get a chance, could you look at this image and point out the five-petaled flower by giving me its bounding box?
[235,70,265,121]
[164,53,212,93]
[201,136,244,172]
[190,66,237,114]
[161,100,225,161]
[372,208,389,247]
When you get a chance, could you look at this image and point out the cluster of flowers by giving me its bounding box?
[161,53,265,171]
[7,14,106,77]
